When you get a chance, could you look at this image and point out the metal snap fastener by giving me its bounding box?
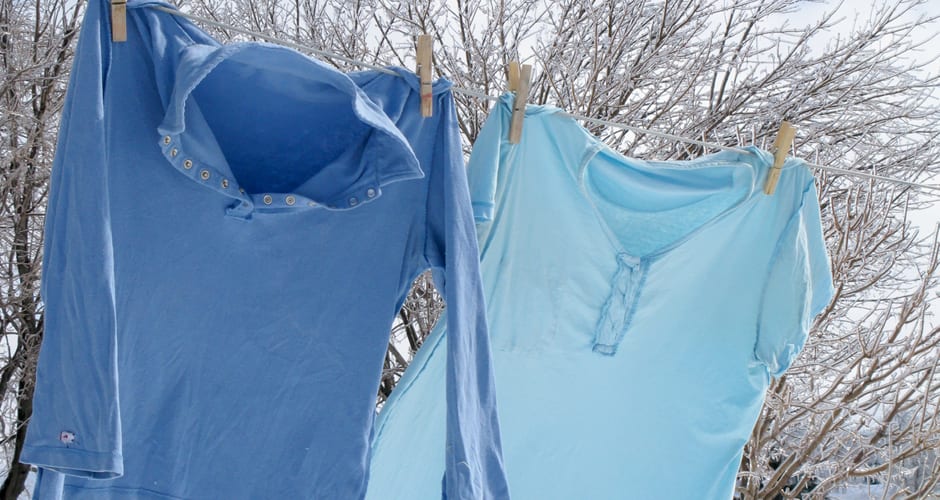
[366,188,376,198]
[200,169,210,180]
[183,159,193,169]
[308,201,317,207]
[349,197,359,206]
[170,148,178,157]
[263,194,273,205]
[221,179,229,188]
[285,195,296,206]
[163,136,171,145]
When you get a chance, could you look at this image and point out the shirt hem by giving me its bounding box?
[60,484,185,500]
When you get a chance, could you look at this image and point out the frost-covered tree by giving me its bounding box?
[0,0,83,495]
[2,0,939,498]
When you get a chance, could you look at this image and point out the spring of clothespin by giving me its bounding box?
[416,35,433,118]
[111,0,127,42]
[763,121,797,195]
[508,62,532,144]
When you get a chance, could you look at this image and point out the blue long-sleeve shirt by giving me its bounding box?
[23,1,509,498]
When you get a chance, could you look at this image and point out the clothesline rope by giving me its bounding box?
[149,5,940,195]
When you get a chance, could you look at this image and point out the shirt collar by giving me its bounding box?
[156,42,423,216]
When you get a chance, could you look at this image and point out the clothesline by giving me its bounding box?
[149,5,940,196]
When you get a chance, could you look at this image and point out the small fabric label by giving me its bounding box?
[59,431,76,444]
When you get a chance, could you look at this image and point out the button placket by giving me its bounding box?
[249,193,322,210]
[160,134,328,216]
[225,198,254,219]
[160,136,202,178]
[159,135,258,216]
[591,253,649,356]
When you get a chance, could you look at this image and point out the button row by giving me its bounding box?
[329,186,380,209]
[162,136,244,206]
[161,135,380,212]
[257,193,316,207]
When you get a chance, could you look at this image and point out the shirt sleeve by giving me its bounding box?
[423,94,510,499]
[466,95,510,224]
[755,176,835,377]
[21,0,123,479]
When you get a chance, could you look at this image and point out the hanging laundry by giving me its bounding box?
[367,94,834,500]
[22,1,509,498]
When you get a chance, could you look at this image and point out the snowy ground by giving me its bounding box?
[828,483,940,499]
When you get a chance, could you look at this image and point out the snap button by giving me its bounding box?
[366,188,377,198]
[183,159,193,169]
[307,201,317,207]
[286,195,296,206]
[200,169,210,180]
[170,148,178,157]
[263,194,273,205]
[163,136,171,145]
[349,197,359,206]
[221,179,229,188]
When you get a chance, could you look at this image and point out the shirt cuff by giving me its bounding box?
[21,445,123,479]
[472,201,494,223]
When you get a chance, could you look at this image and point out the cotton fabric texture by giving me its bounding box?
[367,94,835,499]
[22,1,509,498]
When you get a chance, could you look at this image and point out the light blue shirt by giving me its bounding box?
[23,1,508,498]
[368,95,834,499]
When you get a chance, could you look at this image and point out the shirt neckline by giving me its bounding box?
[497,94,774,262]
[574,138,767,262]
[156,40,425,217]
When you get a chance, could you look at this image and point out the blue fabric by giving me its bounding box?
[367,94,835,499]
[22,1,509,498]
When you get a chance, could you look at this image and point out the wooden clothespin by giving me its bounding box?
[763,121,797,195]
[111,0,127,42]
[416,35,433,117]
[508,63,532,144]
[507,62,520,92]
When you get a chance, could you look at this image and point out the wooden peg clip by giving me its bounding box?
[507,62,520,92]
[508,64,532,144]
[416,35,433,117]
[111,0,127,42]
[763,121,796,195]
